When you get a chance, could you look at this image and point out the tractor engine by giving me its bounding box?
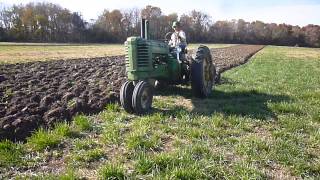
[125,37,181,82]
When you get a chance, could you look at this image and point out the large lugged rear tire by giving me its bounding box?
[132,81,154,114]
[191,45,216,98]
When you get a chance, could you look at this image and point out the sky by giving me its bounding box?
[1,0,320,26]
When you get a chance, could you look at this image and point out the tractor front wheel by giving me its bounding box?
[132,81,154,114]
[191,45,216,98]
[120,81,135,113]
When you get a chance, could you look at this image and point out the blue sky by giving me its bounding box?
[1,0,320,26]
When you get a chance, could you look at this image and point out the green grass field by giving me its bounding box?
[0,42,234,64]
[0,45,320,179]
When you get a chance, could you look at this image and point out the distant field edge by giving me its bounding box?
[0,43,235,64]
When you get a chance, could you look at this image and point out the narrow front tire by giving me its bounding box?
[120,81,135,113]
[132,81,153,114]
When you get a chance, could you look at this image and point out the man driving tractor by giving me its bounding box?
[169,21,187,50]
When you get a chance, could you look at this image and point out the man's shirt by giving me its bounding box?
[169,30,187,47]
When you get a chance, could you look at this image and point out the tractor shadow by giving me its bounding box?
[154,81,290,120]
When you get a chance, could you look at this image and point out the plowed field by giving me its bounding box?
[0,45,264,140]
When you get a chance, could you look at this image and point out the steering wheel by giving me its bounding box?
[165,32,173,42]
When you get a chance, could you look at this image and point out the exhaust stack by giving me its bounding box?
[141,18,149,40]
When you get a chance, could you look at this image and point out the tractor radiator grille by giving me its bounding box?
[125,46,130,69]
[137,43,149,67]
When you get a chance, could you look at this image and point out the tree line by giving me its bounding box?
[0,3,319,47]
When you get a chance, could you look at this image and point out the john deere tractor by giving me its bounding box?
[120,19,216,114]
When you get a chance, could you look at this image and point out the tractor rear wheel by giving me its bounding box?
[120,81,135,113]
[132,81,154,114]
[191,45,216,98]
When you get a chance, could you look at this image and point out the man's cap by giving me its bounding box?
[172,21,181,28]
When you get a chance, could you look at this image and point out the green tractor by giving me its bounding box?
[120,19,216,114]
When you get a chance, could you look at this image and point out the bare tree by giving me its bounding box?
[1,3,320,47]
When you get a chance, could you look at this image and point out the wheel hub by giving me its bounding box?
[141,88,151,109]
[203,57,212,91]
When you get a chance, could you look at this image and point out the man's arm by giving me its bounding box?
[168,33,175,46]
[179,31,186,40]
[178,31,187,44]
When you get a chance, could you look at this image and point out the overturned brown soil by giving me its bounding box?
[0,45,264,141]
[211,45,265,82]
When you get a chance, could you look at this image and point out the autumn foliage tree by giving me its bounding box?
[0,2,87,42]
[0,3,320,47]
